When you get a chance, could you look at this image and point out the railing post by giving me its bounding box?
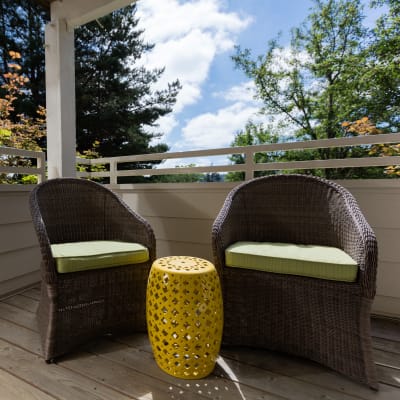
[37,152,46,183]
[244,148,254,181]
[109,160,117,185]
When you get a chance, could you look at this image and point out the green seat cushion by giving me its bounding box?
[51,240,150,274]
[225,241,358,282]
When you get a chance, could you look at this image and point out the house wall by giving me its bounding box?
[337,180,400,318]
[0,185,41,297]
[1,179,399,318]
[115,179,400,319]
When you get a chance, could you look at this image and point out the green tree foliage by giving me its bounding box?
[226,122,323,181]
[0,1,180,164]
[234,0,368,141]
[0,0,48,119]
[226,122,283,181]
[0,51,45,184]
[365,0,400,131]
[75,4,181,158]
[203,172,223,182]
[232,0,398,178]
[152,164,204,183]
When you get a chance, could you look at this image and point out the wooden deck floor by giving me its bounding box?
[0,286,399,400]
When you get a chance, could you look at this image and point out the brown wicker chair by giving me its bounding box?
[30,178,156,362]
[212,174,378,389]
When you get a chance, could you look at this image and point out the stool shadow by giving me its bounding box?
[155,377,248,400]
[152,356,252,400]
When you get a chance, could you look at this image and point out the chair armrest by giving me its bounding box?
[337,192,377,298]
[212,188,244,278]
[29,194,58,284]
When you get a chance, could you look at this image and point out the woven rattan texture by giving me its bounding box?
[212,174,378,389]
[30,178,156,362]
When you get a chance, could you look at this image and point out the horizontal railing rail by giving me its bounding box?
[3,134,399,185]
[0,146,46,183]
[77,133,400,184]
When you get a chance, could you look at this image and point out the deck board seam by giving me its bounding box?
[0,314,38,333]
[375,361,400,371]
[87,343,289,400]
[111,338,372,400]
[214,355,384,400]
[20,292,41,301]
[1,290,400,399]
[0,366,60,400]
[57,362,141,400]
[1,298,37,314]
[113,336,400,395]
[0,337,142,400]
[85,341,217,400]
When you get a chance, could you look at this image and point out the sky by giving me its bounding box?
[135,0,384,166]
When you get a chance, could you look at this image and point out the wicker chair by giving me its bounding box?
[30,178,156,362]
[212,174,378,389]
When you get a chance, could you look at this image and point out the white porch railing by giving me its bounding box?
[77,133,400,183]
[1,133,399,184]
[0,146,46,183]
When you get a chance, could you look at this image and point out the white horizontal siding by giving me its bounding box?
[0,186,40,297]
[338,180,400,317]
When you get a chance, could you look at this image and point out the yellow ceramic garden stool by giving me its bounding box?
[146,256,223,379]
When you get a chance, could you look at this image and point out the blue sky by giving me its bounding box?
[135,0,383,164]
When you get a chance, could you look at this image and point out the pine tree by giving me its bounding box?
[0,0,48,118]
[0,1,180,161]
[75,4,181,157]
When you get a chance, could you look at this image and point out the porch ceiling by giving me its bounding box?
[33,0,135,29]
[33,0,54,8]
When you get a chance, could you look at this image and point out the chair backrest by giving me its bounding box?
[226,174,356,248]
[30,178,124,244]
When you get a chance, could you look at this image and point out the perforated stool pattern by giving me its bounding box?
[146,256,223,379]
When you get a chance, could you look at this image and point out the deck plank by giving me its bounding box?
[373,337,400,355]
[371,318,400,342]
[0,340,136,400]
[0,368,57,400]
[374,348,400,370]
[117,336,367,400]
[0,318,42,354]
[220,346,400,399]
[375,366,400,388]
[1,290,400,400]
[86,338,283,400]
[0,301,38,331]
[0,307,281,400]
[60,350,211,400]
[21,287,41,301]
[2,294,38,313]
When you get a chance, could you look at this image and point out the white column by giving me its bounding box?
[45,16,76,179]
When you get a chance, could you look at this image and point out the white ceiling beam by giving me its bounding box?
[50,0,136,30]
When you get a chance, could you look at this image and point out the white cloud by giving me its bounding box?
[141,29,216,111]
[137,0,251,45]
[136,0,252,112]
[148,114,179,143]
[179,102,266,149]
[214,81,258,104]
[135,1,261,156]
